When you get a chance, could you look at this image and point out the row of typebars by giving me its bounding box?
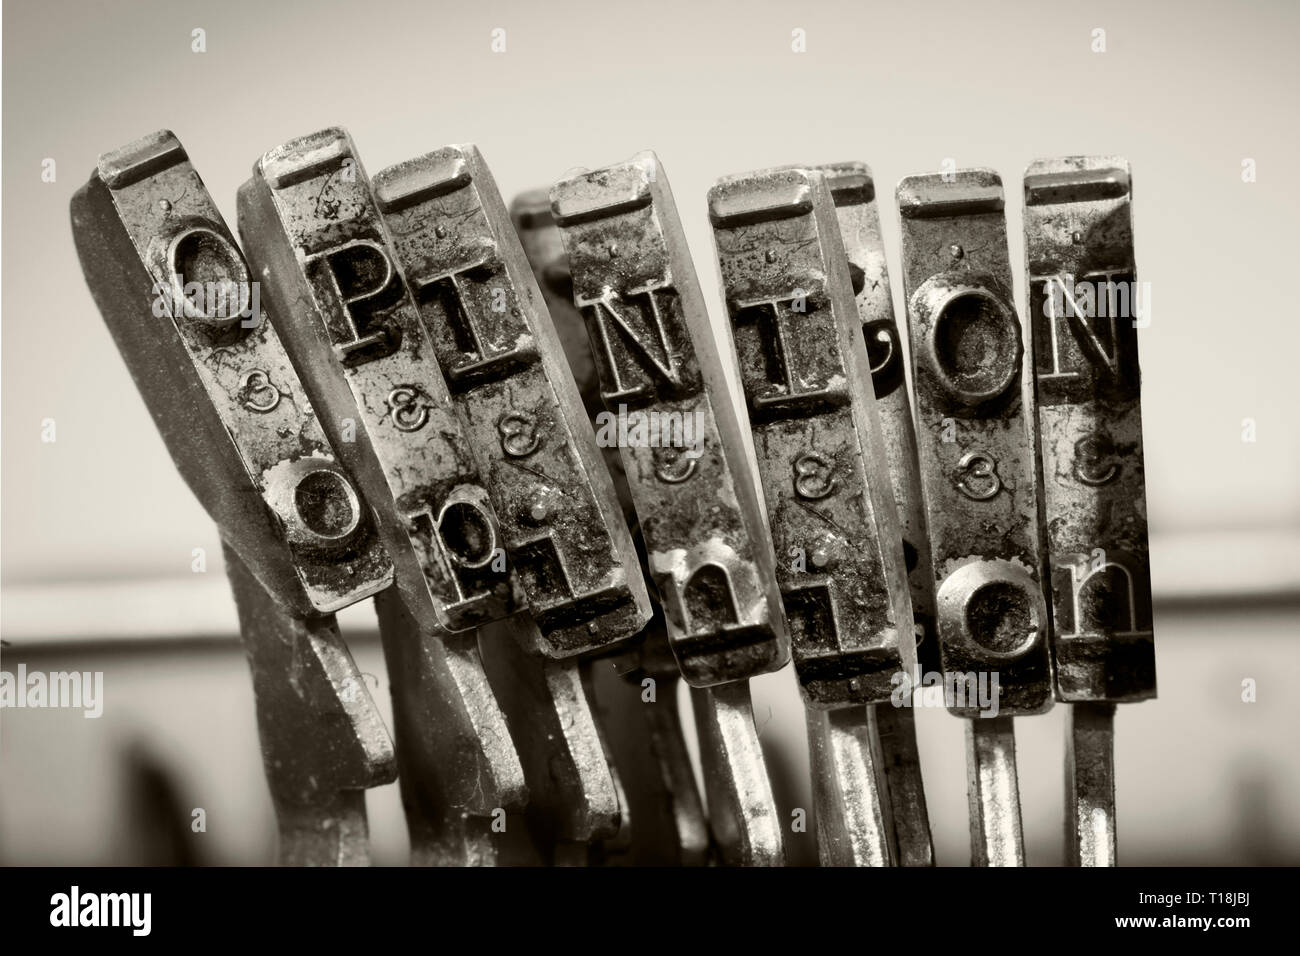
[71,129,1154,866]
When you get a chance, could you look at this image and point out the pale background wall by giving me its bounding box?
[2,0,1297,864]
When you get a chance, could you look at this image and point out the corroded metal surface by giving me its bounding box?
[239,129,531,866]
[707,165,912,867]
[71,129,393,617]
[372,147,650,657]
[224,543,395,866]
[708,165,913,706]
[896,170,1053,719]
[1024,157,1153,869]
[820,161,935,865]
[72,131,397,866]
[239,128,517,635]
[550,155,786,864]
[551,153,788,687]
[513,190,709,865]
[822,162,939,676]
[1023,157,1155,704]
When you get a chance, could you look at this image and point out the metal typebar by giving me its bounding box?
[239,129,530,865]
[71,130,396,864]
[513,189,710,865]
[1022,157,1155,866]
[552,153,789,864]
[369,145,653,862]
[896,169,1054,866]
[819,161,937,865]
[706,165,914,865]
[224,542,395,865]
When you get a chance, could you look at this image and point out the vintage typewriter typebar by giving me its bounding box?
[553,153,787,865]
[367,148,650,863]
[551,152,788,687]
[240,130,529,865]
[369,145,649,656]
[239,128,517,634]
[896,169,1054,866]
[820,161,936,865]
[71,130,396,864]
[708,165,913,865]
[224,543,395,865]
[1023,157,1155,866]
[514,188,710,865]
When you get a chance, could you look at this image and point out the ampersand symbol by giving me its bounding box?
[793,452,836,500]
[956,451,1002,501]
[498,411,540,457]
[387,386,431,432]
[239,369,281,413]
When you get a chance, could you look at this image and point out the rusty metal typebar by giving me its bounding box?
[707,165,914,865]
[238,130,534,865]
[1023,157,1155,866]
[73,130,396,864]
[513,189,711,866]
[368,144,653,864]
[896,169,1054,866]
[552,153,788,864]
[71,126,1159,869]
[819,161,937,866]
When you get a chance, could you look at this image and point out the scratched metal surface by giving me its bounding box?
[708,165,913,708]
[71,130,393,617]
[552,153,788,687]
[372,146,649,657]
[1023,157,1155,705]
[896,171,1054,718]
[239,128,516,635]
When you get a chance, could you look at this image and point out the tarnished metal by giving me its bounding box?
[513,189,709,865]
[707,165,912,866]
[808,707,894,866]
[691,682,785,866]
[359,148,649,864]
[1023,157,1154,704]
[898,169,1054,866]
[372,146,650,656]
[965,716,1026,866]
[896,169,1053,718]
[238,128,517,634]
[1065,701,1116,866]
[72,131,397,865]
[477,615,621,864]
[551,152,788,687]
[1024,157,1153,867]
[550,154,786,864]
[371,585,527,866]
[511,189,632,519]
[821,161,935,865]
[225,543,395,866]
[587,624,711,866]
[708,165,913,707]
[71,129,393,617]
[239,129,530,866]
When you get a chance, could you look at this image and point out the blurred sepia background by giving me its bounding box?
[3,0,1297,864]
